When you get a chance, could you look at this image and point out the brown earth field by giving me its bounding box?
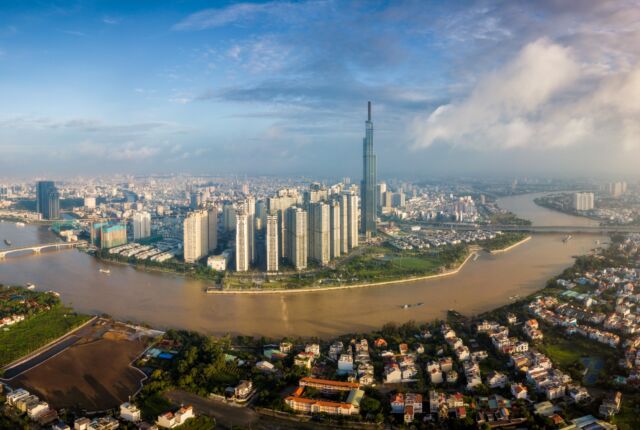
[11,333,147,411]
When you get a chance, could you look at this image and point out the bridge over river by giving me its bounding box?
[0,241,87,259]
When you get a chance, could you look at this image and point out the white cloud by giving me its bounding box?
[412,37,640,153]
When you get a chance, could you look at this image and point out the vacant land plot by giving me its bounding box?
[11,322,150,411]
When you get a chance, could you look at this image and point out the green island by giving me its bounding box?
[0,286,90,368]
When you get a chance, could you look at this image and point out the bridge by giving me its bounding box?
[416,223,640,234]
[0,241,88,259]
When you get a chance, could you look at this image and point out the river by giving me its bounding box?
[0,194,604,338]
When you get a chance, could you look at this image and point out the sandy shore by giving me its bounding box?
[489,236,532,255]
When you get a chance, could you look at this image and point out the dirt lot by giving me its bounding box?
[11,320,152,412]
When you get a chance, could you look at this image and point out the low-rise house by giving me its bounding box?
[486,371,508,388]
[446,370,458,384]
[329,341,344,359]
[384,363,402,383]
[279,341,293,354]
[439,357,453,372]
[511,383,528,400]
[305,343,320,357]
[568,385,590,403]
[234,380,253,400]
[156,405,195,429]
[599,391,622,418]
[256,360,275,373]
[430,368,443,384]
[338,353,354,374]
[390,393,404,413]
[74,417,91,430]
[294,351,315,369]
[120,402,141,422]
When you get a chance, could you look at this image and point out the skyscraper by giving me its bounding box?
[223,203,236,232]
[309,202,330,266]
[285,206,307,270]
[347,192,359,249]
[235,211,249,272]
[132,211,151,240]
[183,210,208,263]
[265,214,279,272]
[360,101,377,238]
[245,196,256,264]
[36,180,60,220]
[329,200,341,260]
[207,207,218,252]
[339,194,349,254]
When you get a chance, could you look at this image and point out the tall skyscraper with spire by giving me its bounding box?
[361,101,377,238]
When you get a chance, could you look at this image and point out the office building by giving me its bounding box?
[360,101,377,238]
[36,180,60,220]
[132,211,151,240]
[286,207,308,270]
[309,202,330,266]
[329,201,341,260]
[235,211,249,271]
[265,214,279,272]
[573,192,594,211]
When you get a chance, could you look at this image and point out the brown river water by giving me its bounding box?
[0,193,604,337]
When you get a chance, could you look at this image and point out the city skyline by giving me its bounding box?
[1,1,640,179]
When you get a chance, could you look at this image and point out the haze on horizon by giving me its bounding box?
[1,0,639,180]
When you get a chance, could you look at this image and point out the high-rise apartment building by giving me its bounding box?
[223,203,236,232]
[573,192,595,211]
[347,192,359,249]
[101,224,127,249]
[245,196,256,264]
[285,207,308,270]
[265,214,279,272]
[360,101,377,238]
[235,211,249,271]
[207,207,218,252]
[329,201,341,260]
[132,211,151,240]
[184,211,207,263]
[36,180,60,220]
[84,196,96,209]
[339,194,349,254]
[309,202,330,266]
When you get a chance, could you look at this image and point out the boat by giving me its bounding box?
[473,253,479,261]
[26,283,36,290]
[15,222,25,227]
[4,239,11,246]
[99,268,111,274]
[563,235,572,243]
[400,302,424,309]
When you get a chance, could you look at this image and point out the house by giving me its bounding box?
[511,383,528,400]
[599,391,622,417]
[52,423,71,430]
[430,368,443,384]
[26,401,49,420]
[305,343,320,357]
[446,370,458,383]
[234,380,253,400]
[439,357,453,372]
[74,417,91,430]
[384,364,402,383]
[405,393,423,414]
[329,341,344,359]
[390,393,404,413]
[87,417,119,430]
[157,405,195,429]
[279,341,293,353]
[399,343,409,355]
[120,402,142,422]
[338,353,354,374]
[294,352,315,369]
[486,371,508,388]
[374,338,387,348]
[568,385,590,403]
[5,388,30,406]
[404,405,414,424]
[256,360,275,373]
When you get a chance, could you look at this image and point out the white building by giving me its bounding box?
[156,405,195,428]
[573,192,594,211]
[236,211,249,271]
[120,402,141,422]
[265,214,279,272]
[183,209,216,263]
[132,211,151,240]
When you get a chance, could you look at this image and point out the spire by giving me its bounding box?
[367,101,371,121]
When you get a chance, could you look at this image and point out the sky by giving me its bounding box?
[1,0,639,180]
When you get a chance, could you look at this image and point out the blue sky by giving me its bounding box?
[1,0,639,179]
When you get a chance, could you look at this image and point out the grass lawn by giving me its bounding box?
[0,305,90,367]
[612,394,640,430]
[139,392,174,421]
[390,256,441,272]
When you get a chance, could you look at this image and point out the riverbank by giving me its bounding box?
[210,249,479,294]
[489,235,532,254]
